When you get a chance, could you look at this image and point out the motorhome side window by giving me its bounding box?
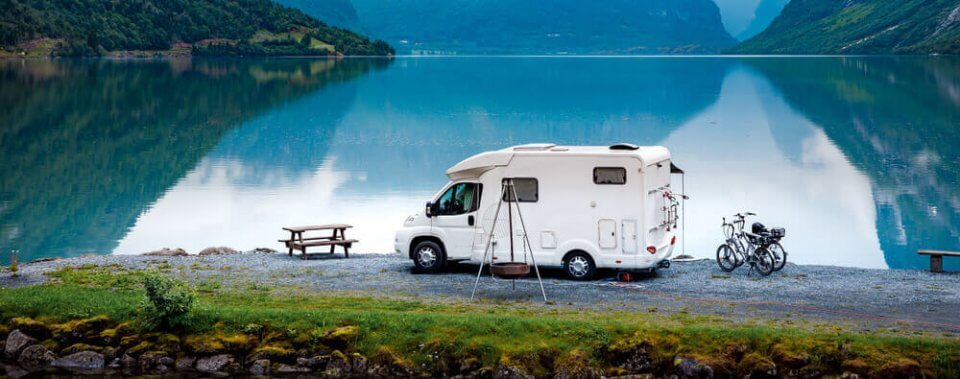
[502,178,538,202]
[593,167,626,185]
[435,183,481,215]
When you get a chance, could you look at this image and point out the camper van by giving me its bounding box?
[394,143,683,280]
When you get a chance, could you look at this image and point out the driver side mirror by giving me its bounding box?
[425,201,435,217]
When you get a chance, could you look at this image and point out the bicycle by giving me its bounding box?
[716,212,781,276]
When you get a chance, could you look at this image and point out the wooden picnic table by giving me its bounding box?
[918,249,960,273]
[279,224,357,259]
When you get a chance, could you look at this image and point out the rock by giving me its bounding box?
[493,364,533,379]
[196,354,235,373]
[176,355,197,370]
[324,350,351,377]
[254,247,277,254]
[350,352,368,373]
[27,257,60,264]
[297,356,328,369]
[52,351,105,370]
[198,246,238,256]
[120,354,137,369]
[138,351,174,374]
[276,363,311,373]
[9,318,50,339]
[17,344,56,370]
[249,359,270,376]
[142,248,188,257]
[4,330,38,359]
[736,352,776,378]
[369,349,412,377]
[611,341,653,373]
[61,343,103,356]
[53,315,115,345]
[675,356,714,379]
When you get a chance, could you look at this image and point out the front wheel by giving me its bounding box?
[716,244,737,272]
[412,240,445,273]
[753,247,775,276]
[563,251,596,280]
[768,242,787,271]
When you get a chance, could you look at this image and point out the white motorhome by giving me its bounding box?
[394,143,684,280]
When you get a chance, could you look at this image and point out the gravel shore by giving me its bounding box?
[3,252,959,334]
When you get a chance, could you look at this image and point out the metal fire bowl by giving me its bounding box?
[490,262,530,279]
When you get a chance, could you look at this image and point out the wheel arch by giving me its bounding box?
[409,235,446,260]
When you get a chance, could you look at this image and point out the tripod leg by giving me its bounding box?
[471,181,507,301]
[511,182,548,302]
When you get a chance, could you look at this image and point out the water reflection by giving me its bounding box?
[3,57,958,270]
[0,58,389,262]
[745,57,960,270]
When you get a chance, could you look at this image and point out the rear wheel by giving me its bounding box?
[753,248,775,276]
[563,251,595,280]
[412,240,445,273]
[716,244,737,272]
[768,242,787,271]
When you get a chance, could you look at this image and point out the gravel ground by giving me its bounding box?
[3,252,959,335]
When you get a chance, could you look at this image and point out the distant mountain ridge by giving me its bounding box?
[732,0,960,54]
[279,0,737,54]
[0,0,392,56]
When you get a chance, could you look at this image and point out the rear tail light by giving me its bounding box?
[646,246,657,254]
[670,235,677,245]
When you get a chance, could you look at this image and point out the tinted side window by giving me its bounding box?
[436,183,482,215]
[594,167,626,185]
[502,178,538,202]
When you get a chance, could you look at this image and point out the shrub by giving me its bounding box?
[8,250,18,277]
[141,271,196,331]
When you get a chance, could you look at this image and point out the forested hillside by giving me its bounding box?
[0,0,392,56]
[731,0,960,54]
[273,0,363,32]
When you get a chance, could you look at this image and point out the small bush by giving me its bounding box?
[8,250,18,277]
[141,271,196,331]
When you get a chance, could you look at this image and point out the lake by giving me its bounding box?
[1,56,958,270]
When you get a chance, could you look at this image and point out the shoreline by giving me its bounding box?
[4,251,959,333]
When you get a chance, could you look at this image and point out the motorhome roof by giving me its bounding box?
[446,144,671,179]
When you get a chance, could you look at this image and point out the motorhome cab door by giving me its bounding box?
[431,182,482,259]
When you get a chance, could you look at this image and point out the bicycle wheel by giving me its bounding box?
[768,242,787,271]
[754,247,775,276]
[716,244,737,272]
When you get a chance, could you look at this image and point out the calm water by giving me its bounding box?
[1,56,958,270]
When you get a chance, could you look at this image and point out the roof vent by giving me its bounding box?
[513,143,557,151]
[610,143,639,151]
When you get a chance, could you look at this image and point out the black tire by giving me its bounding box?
[412,240,445,273]
[768,242,787,271]
[754,247,775,276]
[716,243,737,272]
[563,251,596,280]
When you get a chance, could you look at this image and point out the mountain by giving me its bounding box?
[0,0,392,57]
[735,0,790,41]
[714,0,789,41]
[273,0,363,32]
[732,0,960,54]
[346,0,737,54]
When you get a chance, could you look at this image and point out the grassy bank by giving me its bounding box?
[1,264,958,377]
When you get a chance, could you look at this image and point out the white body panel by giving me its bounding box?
[395,144,678,271]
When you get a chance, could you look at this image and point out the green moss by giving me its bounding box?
[183,335,225,354]
[126,341,155,356]
[62,342,104,355]
[10,317,51,339]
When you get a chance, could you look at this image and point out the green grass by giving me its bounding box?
[1,265,958,376]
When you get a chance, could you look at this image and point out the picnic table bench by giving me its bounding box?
[280,224,357,259]
[918,250,960,273]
